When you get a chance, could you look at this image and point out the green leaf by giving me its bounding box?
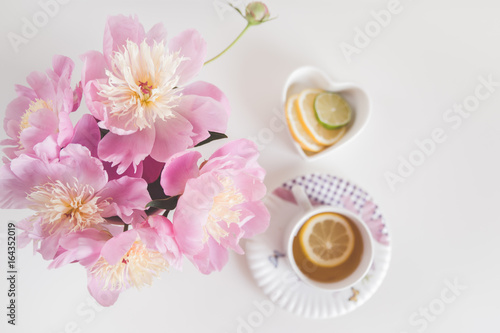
[147,176,168,200]
[195,131,228,147]
[105,216,125,225]
[145,195,180,210]
[100,127,110,139]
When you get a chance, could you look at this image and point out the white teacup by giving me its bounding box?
[284,185,374,291]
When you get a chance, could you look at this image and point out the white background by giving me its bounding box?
[1,0,499,332]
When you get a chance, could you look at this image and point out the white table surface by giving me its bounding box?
[1,0,499,332]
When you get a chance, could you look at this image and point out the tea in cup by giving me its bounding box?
[284,186,374,291]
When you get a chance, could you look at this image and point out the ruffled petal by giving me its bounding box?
[87,272,120,307]
[174,92,229,144]
[81,50,107,89]
[149,115,193,163]
[59,144,108,191]
[71,114,101,157]
[101,230,138,265]
[103,15,146,65]
[98,127,155,174]
[168,29,207,86]
[0,154,66,208]
[49,229,110,269]
[160,150,201,196]
[26,71,55,101]
[14,84,36,100]
[202,139,265,179]
[99,176,150,222]
[145,22,167,45]
[50,55,75,82]
[172,173,221,255]
[190,238,228,274]
[238,201,270,239]
[182,81,231,117]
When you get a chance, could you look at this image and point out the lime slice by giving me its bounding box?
[314,92,352,129]
[296,89,346,146]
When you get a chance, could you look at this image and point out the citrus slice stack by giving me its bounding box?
[284,88,351,154]
[296,89,346,146]
[285,94,323,152]
[298,212,355,268]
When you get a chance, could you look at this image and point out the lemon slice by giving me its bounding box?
[314,92,352,129]
[299,213,355,268]
[296,89,347,146]
[285,94,324,153]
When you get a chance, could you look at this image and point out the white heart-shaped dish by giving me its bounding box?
[282,66,370,161]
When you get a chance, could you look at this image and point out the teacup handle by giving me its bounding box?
[291,185,313,212]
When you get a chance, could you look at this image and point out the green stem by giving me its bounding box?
[204,23,251,65]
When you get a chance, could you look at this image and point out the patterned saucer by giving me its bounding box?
[245,173,391,319]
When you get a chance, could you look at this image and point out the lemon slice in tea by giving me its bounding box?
[299,212,355,268]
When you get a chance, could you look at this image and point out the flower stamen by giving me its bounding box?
[91,240,168,291]
[204,177,246,243]
[98,40,185,131]
[27,178,108,233]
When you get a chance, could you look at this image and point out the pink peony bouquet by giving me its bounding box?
[0,4,272,307]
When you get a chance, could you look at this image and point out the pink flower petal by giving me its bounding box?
[168,29,207,86]
[87,272,120,307]
[57,111,74,147]
[173,173,222,255]
[136,215,183,269]
[0,154,66,208]
[104,160,144,181]
[149,115,194,163]
[203,139,265,180]
[71,114,101,157]
[231,171,267,202]
[103,15,146,65]
[26,70,55,101]
[160,150,201,196]
[48,55,75,83]
[33,135,60,162]
[14,84,36,100]
[4,96,30,134]
[174,93,229,144]
[0,165,30,209]
[192,238,228,274]
[81,50,107,90]
[141,156,165,183]
[59,144,108,191]
[98,127,155,174]
[99,176,150,222]
[39,231,63,260]
[101,230,138,265]
[238,201,270,239]
[19,110,58,155]
[218,222,244,254]
[49,229,110,269]
[182,81,231,117]
[145,22,167,45]
[83,80,108,121]
[72,81,83,111]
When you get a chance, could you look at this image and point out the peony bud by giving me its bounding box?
[245,2,270,25]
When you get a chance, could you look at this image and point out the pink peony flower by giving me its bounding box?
[81,216,182,306]
[1,55,82,161]
[81,15,230,174]
[160,139,269,274]
[0,141,151,260]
